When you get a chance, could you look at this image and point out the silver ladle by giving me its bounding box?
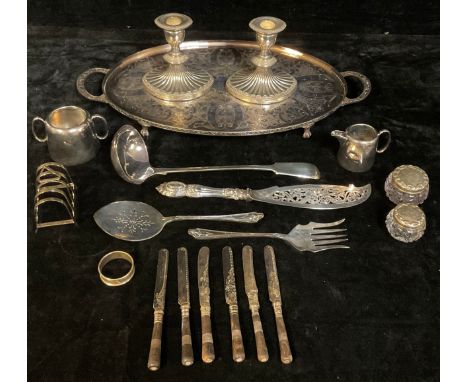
[94,201,264,241]
[111,125,321,184]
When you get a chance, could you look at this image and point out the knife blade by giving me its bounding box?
[198,246,215,363]
[177,247,194,366]
[242,246,269,362]
[147,249,169,371]
[156,182,371,210]
[222,246,245,362]
[264,245,293,364]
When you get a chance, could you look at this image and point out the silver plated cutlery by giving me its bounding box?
[189,219,349,253]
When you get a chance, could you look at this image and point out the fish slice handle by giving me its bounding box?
[147,310,164,371]
[156,181,252,201]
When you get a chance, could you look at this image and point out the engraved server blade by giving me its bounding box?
[177,248,190,306]
[242,246,259,304]
[250,184,371,210]
[198,247,210,306]
[153,249,169,310]
[264,246,282,304]
[222,247,237,305]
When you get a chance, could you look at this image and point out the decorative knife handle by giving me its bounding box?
[250,307,269,362]
[157,181,252,201]
[200,306,215,363]
[147,310,164,371]
[229,305,245,362]
[180,306,194,366]
[273,303,293,364]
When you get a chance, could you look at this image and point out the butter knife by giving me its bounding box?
[222,246,245,362]
[242,246,269,362]
[147,248,169,371]
[156,182,371,210]
[264,245,293,364]
[177,247,194,366]
[198,246,215,363]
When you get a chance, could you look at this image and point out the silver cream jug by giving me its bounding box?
[32,106,108,166]
[331,123,391,172]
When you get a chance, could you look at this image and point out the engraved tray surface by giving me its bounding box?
[77,40,371,137]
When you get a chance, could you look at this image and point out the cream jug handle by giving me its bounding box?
[31,117,48,142]
[376,129,391,153]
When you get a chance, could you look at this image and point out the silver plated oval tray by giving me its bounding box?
[76,40,371,138]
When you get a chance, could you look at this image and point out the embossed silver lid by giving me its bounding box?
[391,165,429,194]
[392,203,426,231]
[386,203,426,242]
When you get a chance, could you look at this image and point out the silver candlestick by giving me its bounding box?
[142,13,214,101]
[226,16,297,104]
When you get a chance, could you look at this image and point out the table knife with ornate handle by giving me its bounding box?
[242,245,269,362]
[222,246,245,362]
[147,248,169,371]
[264,245,293,364]
[198,246,215,363]
[156,182,371,210]
[177,247,194,366]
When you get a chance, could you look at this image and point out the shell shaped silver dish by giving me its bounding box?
[76,40,371,137]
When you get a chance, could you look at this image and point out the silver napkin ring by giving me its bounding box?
[98,251,135,287]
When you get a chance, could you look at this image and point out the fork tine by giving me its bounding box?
[313,237,348,245]
[310,219,346,229]
[310,228,347,234]
[310,233,348,240]
[312,244,350,253]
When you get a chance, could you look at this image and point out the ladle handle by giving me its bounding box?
[168,212,264,224]
[155,164,274,175]
[153,162,319,179]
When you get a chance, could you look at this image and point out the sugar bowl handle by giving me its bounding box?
[90,114,109,140]
[376,129,391,153]
[31,116,48,142]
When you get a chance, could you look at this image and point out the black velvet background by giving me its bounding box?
[27,3,440,381]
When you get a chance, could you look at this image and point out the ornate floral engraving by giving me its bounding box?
[270,185,371,206]
[114,209,153,234]
[224,266,237,303]
[92,44,370,137]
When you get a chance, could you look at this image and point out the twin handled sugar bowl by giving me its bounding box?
[331,123,391,172]
[31,105,108,166]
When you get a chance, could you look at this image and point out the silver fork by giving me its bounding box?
[188,219,349,253]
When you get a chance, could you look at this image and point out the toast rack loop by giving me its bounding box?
[142,13,214,102]
[34,162,76,231]
[226,16,297,105]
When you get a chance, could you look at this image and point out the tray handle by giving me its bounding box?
[340,71,372,106]
[76,67,110,103]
